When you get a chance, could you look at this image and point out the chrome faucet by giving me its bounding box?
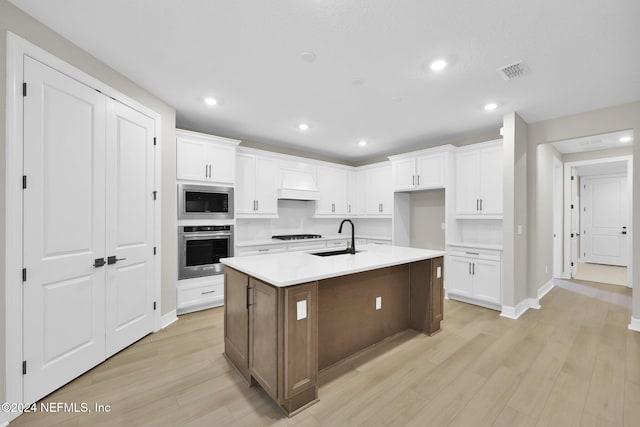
[338,219,356,254]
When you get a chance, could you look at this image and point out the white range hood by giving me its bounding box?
[277,168,320,201]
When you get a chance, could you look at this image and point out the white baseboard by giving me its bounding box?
[0,411,16,426]
[500,298,540,320]
[160,310,178,329]
[537,279,555,300]
[629,316,640,332]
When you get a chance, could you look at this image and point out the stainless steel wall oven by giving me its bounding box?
[178,225,233,279]
[178,184,234,220]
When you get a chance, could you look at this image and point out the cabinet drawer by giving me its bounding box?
[177,281,223,308]
[448,248,501,261]
[367,239,391,245]
[326,239,349,249]
[236,244,287,256]
[287,241,326,252]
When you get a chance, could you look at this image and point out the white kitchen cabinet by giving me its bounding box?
[364,164,393,216]
[455,140,503,218]
[176,129,239,184]
[236,243,287,257]
[446,245,502,309]
[176,274,224,314]
[347,170,365,216]
[316,165,348,215]
[236,153,278,217]
[391,149,449,191]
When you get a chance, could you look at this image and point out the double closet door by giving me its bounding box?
[22,57,156,403]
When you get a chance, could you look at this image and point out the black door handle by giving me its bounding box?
[93,258,106,268]
[107,256,127,265]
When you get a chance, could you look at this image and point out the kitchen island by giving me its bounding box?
[222,244,445,416]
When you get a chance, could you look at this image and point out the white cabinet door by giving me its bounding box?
[456,150,481,215]
[255,157,278,215]
[347,171,359,216]
[447,256,473,297]
[365,165,392,215]
[177,138,208,181]
[479,145,503,215]
[105,99,155,357]
[472,259,501,305]
[392,158,417,191]
[236,153,256,214]
[317,166,348,215]
[416,152,444,189]
[23,57,107,404]
[208,144,236,184]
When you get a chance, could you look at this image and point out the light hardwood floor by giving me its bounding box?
[10,279,640,426]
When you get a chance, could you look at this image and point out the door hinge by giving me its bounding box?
[571,262,574,267]
[152,191,157,200]
[23,82,27,97]
[571,176,574,181]
[570,233,574,238]
[153,137,157,146]
[22,360,27,375]
[22,175,27,189]
[22,268,27,282]
[153,301,157,311]
[153,246,157,255]
[584,252,586,257]
[570,204,574,209]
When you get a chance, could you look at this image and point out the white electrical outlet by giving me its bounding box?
[517,225,523,235]
[375,296,382,310]
[296,300,307,320]
[437,266,442,278]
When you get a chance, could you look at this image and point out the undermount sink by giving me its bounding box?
[311,249,363,257]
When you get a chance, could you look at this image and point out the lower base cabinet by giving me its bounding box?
[224,268,318,415]
[446,245,502,310]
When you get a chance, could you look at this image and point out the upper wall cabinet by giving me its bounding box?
[176,129,240,184]
[455,140,503,218]
[236,152,278,217]
[389,146,453,192]
[316,165,349,216]
[363,163,393,216]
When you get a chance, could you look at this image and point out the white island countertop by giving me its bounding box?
[221,244,446,287]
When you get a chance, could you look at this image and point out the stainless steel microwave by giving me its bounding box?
[178,184,234,220]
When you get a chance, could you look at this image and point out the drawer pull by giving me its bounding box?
[201,290,216,295]
[258,249,269,252]
[465,251,479,255]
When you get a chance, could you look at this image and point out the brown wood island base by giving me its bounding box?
[223,256,444,417]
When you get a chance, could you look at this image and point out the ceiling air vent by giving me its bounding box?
[497,60,529,81]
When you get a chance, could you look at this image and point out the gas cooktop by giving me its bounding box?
[272,234,322,241]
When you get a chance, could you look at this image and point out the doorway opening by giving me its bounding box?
[552,130,633,288]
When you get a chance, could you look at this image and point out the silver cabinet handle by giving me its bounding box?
[205,165,208,178]
[469,262,471,275]
[332,203,335,212]
[465,251,479,256]
[258,248,269,252]
[256,200,259,211]
[413,176,415,186]
[480,199,483,211]
[472,263,475,275]
[348,204,351,213]
[417,175,420,186]
[476,199,479,211]
[201,290,216,295]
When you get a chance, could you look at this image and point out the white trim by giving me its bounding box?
[447,293,501,312]
[5,32,163,407]
[160,310,179,329]
[629,316,640,332]
[537,279,556,301]
[500,298,540,320]
[0,412,12,426]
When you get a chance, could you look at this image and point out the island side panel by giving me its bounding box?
[224,267,250,383]
[317,265,411,371]
[281,282,318,414]
[409,257,444,335]
[249,278,279,400]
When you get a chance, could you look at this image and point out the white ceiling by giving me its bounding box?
[10,0,640,162]
[552,130,634,154]
[574,161,628,177]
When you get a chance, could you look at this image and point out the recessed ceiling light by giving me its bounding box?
[300,51,316,63]
[430,59,448,72]
[484,103,498,111]
[619,136,632,143]
[298,123,309,131]
[204,97,217,106]
[358,140,367,147]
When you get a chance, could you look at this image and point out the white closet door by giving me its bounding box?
[105,99,155,357]
[23,57,107,404]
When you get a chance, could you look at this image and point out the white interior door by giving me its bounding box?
[105,99,155,357]
[553,159,564,278]
[570,171,580,277]
[23,57,107,403]
[581,175,628,266]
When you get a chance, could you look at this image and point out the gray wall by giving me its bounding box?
[1,0,177,404]
[527,101,640,324]
[409,190,446,250]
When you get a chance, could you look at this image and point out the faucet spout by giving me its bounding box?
[338,219,356,254]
